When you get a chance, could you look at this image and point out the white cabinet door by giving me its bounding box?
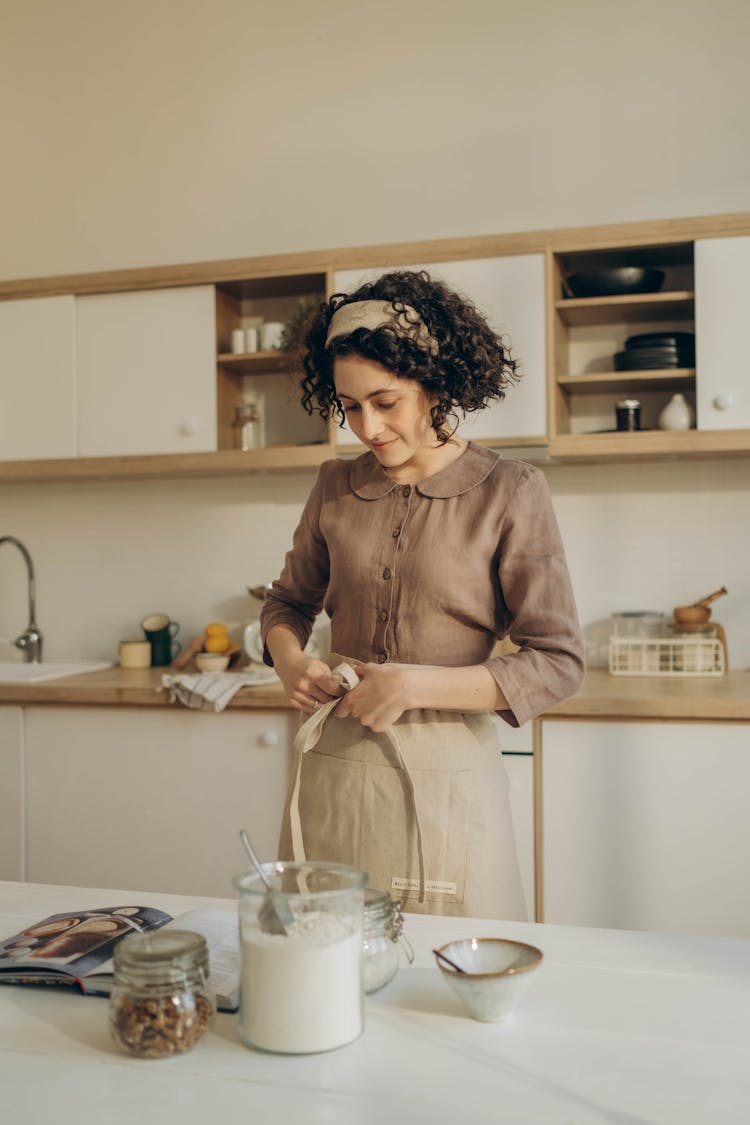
[0,707,24,880]
[695,236,750,430]
[0,296,76,460]
[24,706,294,897]
[540,720,750,938]
[333,256,547,444]
[76,286,217,456]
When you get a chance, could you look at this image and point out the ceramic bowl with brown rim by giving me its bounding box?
[434,937,543,1022]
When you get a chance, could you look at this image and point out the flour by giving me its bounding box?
[239,910,363,1053]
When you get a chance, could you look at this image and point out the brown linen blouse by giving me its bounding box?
[260,441,584,728]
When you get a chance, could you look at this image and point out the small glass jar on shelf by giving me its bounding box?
[233,390,266,451]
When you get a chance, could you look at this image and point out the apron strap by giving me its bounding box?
[288,662,427,904]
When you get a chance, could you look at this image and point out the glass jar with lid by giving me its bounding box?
[363,887,413,994]
[109,929,215,1058]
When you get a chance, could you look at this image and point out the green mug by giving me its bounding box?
[141,613,182,667]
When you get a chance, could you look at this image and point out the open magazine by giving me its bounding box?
[0,905,240,1012]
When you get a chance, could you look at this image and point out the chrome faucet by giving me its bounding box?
[0,536,43,662]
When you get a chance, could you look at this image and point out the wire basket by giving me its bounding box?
[609,635,725,677]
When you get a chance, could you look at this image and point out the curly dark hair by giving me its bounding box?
[298,270,520,442]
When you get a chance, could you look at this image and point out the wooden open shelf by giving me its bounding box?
[555,291,695,327]
[216,351,292,374]
[558,369,695,395]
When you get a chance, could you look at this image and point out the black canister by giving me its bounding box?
[616,399,641,431]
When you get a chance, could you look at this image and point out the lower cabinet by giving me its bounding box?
[540,720,750,938]
[15,704,538,917]
[0,707,24,880]
[24,707,295,898]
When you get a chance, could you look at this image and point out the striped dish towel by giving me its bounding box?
[161,669,278,713]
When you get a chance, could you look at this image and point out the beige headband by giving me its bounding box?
[324,299,438,356]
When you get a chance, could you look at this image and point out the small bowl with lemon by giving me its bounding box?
[195,651,231,673]
[194,623,240,672]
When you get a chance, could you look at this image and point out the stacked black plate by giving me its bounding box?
[614,332,695,371]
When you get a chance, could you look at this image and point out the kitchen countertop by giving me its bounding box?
[2,879,748,1125]
[1,665,749,720]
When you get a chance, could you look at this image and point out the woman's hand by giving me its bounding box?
[274,650,344,715]
[334,662,415,732]
[265,625,342,714]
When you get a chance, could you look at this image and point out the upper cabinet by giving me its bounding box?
[1,212,749,479]
[0,295,77,460]
[76,286,217,457]
[695,236,750,431]
[333,255,547,451]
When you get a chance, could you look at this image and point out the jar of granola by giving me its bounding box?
[109,930,215,1058]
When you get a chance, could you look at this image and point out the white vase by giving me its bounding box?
[658,393,693,431]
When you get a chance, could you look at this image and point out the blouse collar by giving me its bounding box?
[350,441,499,500]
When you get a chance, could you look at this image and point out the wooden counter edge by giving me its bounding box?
[0,666,748,720]
[0,666,289,710]
[543,668,750,723]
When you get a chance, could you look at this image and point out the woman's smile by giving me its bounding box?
[333,354,463,483]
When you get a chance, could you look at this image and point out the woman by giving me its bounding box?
[260,270,584,919]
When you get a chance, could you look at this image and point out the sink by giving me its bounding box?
[0,660,113,683]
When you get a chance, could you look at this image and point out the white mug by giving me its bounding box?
[260,321,284,352]
[245,327,259,353]
[230,329,245,355]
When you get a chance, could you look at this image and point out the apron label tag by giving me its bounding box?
[391,877,457,896]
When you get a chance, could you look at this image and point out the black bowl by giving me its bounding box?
[625,331,695,350]
[565,268,666,298]
[614,351,688,371]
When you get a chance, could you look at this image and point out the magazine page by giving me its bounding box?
[167,908,239,1007]
[0,906,172,980]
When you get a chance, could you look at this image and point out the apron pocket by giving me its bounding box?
[299,746,472,906]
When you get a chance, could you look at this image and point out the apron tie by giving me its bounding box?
[289,661,427,904]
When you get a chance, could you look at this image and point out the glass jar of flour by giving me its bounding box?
[234,861,367,1054]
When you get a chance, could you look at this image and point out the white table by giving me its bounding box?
[1,881,749,1124]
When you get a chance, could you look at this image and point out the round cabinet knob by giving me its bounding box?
[712,393,734,411]
[258,729,280,748]
[180,418,199,436]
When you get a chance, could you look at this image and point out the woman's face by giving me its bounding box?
[333,354,438,476]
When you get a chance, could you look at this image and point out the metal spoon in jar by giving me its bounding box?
[239,830,294,936]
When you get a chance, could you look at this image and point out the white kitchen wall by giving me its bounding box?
[1,0,749,674]
[1,0,749,278]
[2,456,748,671]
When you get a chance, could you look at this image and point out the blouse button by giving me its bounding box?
[392,527,401,538]
[377,654,387,664]
[379,610,388,622]
[382,567,392,580]
[401,485,411,497]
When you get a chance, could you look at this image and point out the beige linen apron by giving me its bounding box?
[278,662,527,921]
